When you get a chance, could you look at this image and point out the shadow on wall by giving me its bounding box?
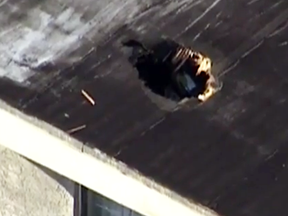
[26,158,82,216]
[29,158,144,216]
[27,158,75,195]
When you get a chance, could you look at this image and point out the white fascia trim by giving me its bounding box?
[0,105,220,216]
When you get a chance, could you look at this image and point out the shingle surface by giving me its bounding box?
[1,0,288,216]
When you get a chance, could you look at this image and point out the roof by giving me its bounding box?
[1,0,288,216]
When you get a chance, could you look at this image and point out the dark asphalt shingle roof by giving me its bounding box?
[1,1,288,216]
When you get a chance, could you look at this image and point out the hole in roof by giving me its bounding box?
[122,38,222,108]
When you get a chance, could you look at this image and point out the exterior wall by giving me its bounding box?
[0,145,74,216]
[0,143,143,216]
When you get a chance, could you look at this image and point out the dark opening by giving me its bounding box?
[122,39,209,102]
[80,185,143,216]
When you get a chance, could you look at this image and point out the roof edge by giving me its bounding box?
[0,99,220,216]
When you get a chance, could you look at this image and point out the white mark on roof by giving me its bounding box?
[193,32,201,41]
[0,0,150,84]
[219,59,240,77]
[270,0,283,10]
[0,0,7,8]
[158,0,193,17]
[247,0,260,5]
[214,20,223,28]
[241,40,263,59]
[0,7,81,83]
[268,21,288,37]
[279,41,288,46]
[176,0,222,38]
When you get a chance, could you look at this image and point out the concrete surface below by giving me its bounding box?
[0,145,74,216]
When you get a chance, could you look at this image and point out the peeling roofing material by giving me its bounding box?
[1,0,288,216]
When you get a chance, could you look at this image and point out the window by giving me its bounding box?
[81,186,143,216]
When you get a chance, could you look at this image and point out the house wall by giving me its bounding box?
[0,145,74,216]
[0,143,145,216]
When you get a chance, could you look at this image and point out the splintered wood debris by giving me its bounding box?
[66,90,95,134]
[81,89,95,105]
[66,125,86,134]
